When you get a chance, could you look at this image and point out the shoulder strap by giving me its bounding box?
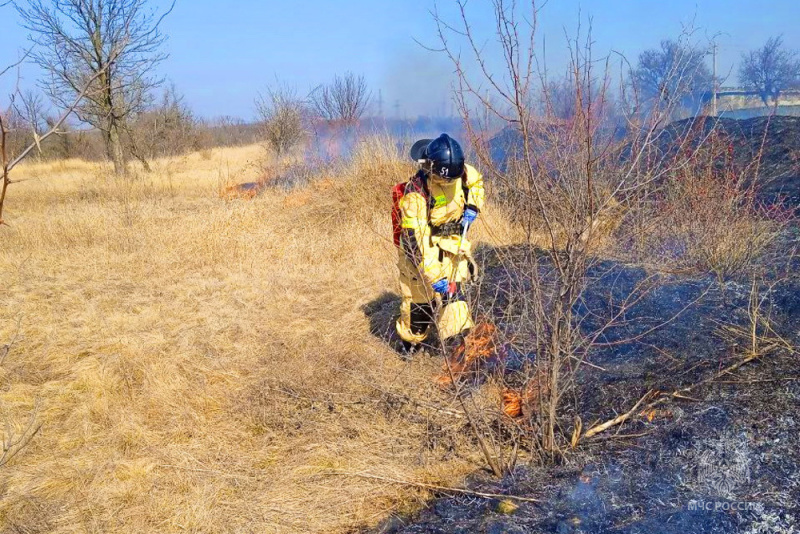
[461,167,471,206]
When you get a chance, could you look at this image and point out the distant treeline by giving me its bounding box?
[5,101,465,165]
[4,114,261,163]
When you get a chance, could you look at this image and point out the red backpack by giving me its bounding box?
[391,174,428,248]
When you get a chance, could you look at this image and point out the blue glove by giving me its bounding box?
[432,279,450,295]
[462,208,478,227]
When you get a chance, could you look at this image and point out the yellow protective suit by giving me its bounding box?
[396,163,485,344]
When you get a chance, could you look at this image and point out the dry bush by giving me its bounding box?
[193,116,261,150]
[0,105,32,165]
[255,84,308,157]
[628,124,788,278]
[127,85,200,163]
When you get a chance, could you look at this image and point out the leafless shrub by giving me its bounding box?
[626,122,789,279]
[0,103,32,163]
[195,116,261,149]
[255,83,308,157]
[2,89,92,162]
[127,84,199,162]
[309,72,371,127]
[430,2,790,473]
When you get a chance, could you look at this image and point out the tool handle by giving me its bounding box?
[457,221,470,254]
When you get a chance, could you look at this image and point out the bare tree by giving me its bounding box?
[633,38,712,109]
[309,72,370,127]
[15,0,174,175]
[1,104,31,163]
[255,83,307,157]
[0,90,52,161]
[739,36,800,106]
[13,90,48,135]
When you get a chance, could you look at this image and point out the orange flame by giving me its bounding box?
[500,367,551,419]
[502,390,523,418]
[220,183,262,200]
[436,320,498,386]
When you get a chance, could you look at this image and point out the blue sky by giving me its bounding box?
[2,0,799,120]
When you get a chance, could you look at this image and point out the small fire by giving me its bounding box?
[501,367,551,419]
[639,408,673,422]
[220,182,264,200]
[436,320,499,386]
[502,390,523,417]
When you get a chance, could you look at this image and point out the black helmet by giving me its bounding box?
[411,133,465,179]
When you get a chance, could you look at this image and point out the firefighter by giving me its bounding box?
[395,134,485,355]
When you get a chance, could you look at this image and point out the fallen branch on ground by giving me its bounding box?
[1,402,42,468]
[582,389,657,439]
[581,344,785,441]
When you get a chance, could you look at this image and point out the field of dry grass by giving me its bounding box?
[0,141,519,533]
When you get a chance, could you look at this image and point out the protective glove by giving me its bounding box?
[462,207,478,229]
[432,279,450,295]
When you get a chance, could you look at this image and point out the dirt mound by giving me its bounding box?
[660,115,800,206]
[489,116,800,207]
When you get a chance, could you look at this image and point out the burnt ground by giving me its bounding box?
[367,245,800,534]
[367,116,800,533]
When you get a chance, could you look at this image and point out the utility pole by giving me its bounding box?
[712,41,718,116]
[377,90,384,118]
[394,99,401,119]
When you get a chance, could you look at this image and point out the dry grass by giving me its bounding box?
[0,139,515,533]
[626,141,786,279]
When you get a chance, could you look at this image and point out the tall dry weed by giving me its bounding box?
[627,124,789,278]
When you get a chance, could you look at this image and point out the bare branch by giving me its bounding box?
[0,399,42,468]
[0,317,22,366]
[0,47,32,79]
[7,67,106,171]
